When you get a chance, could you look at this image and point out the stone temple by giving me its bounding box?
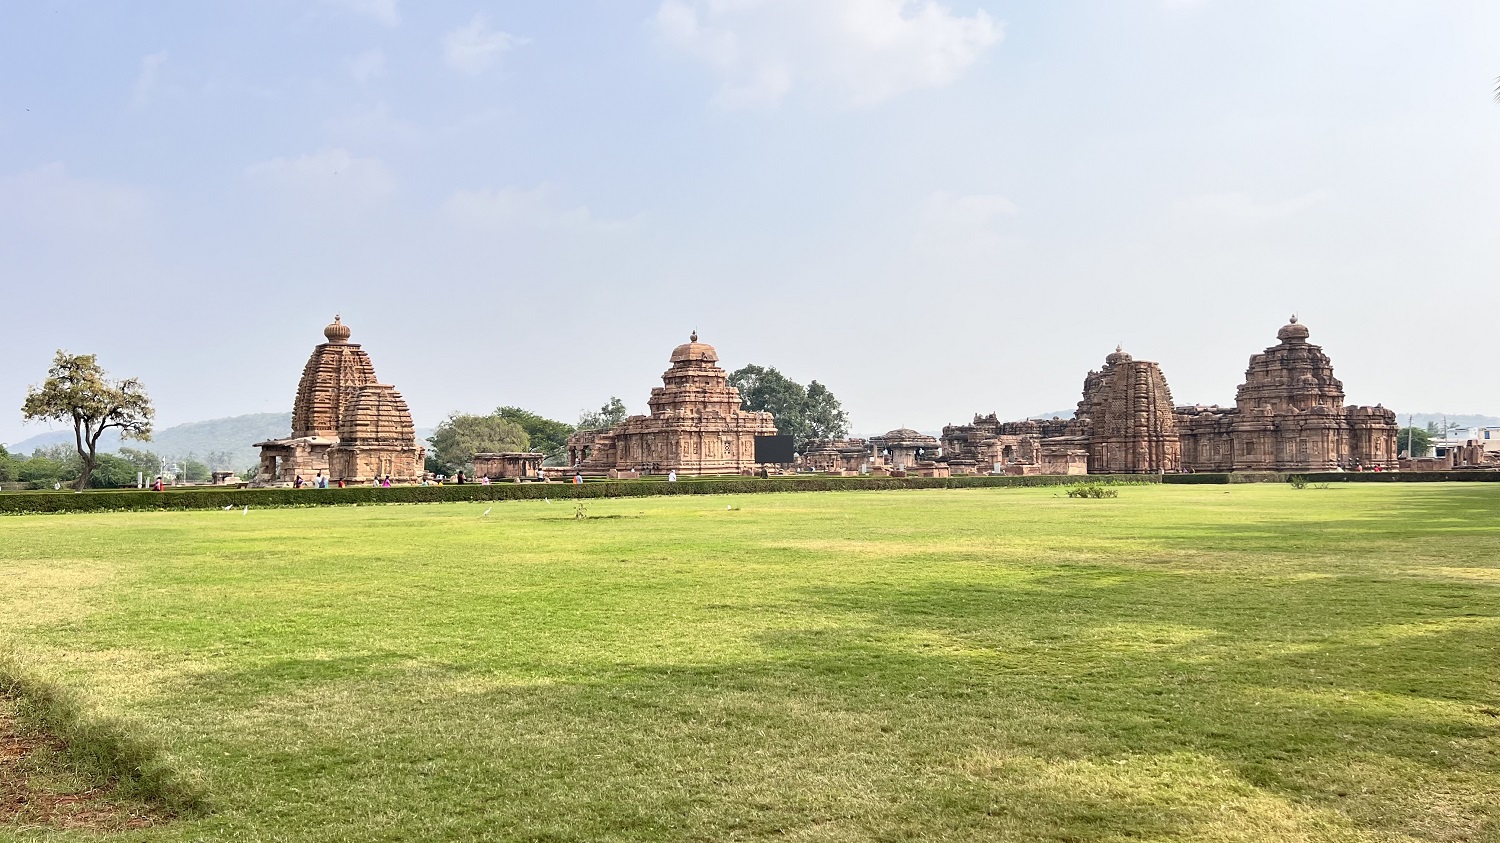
[567,333,778,475]
[934,317,1394,475]
[938,346,1178,475]
[254,317,425,485]
[1074,347,1181,474]
[1176,317,1397,471]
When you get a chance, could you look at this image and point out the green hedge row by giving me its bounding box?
[0,474,1159,515]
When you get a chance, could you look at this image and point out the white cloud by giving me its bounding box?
[132,51,168,107]
[323,0,399,27]
[346,49,385,85]
[443,15,527,75]
[655,0,1002,108]
[1180,190,1331,222]
[443,185,625,232]
[246,148,396,212]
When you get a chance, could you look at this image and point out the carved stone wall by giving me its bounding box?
[327,383,425,483]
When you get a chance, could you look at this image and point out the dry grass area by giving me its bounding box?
[1,695,168,834]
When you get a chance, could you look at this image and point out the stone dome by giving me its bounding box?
[1106,344,1133,365]
[669,331,719,364]
[1277,315,1310,343]
[324,314,352,344]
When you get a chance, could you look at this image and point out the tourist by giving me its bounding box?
[456,470,466,485]
[573,473,583,484]
[667,470,677,483]
[294,475,304,489]
[337,478,346,488]
[382,475,393,487]
[315,471,327,489]
[152,475,164,492]
[480,476,491,485]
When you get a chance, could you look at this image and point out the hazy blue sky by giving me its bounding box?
[3,1,1497,446]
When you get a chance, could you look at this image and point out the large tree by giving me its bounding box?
[496,406,575,460]
[426,412,529,473]
[22,351,154,491]
[1396,426,1434,458]
[728,365,850,446]
[577,397,628,431]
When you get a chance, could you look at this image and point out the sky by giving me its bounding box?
[2,0,1498,446]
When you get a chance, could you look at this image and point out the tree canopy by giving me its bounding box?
[497,406,574,460]
[1396,426,1434,458]
[426,412,529,473]
[21,351,153,491]
[727,365,850,446]
[578,397,628,431]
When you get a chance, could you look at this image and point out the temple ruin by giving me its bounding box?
[254,317,425,485]
[1176,317,1397,472]
[566,333,778,476]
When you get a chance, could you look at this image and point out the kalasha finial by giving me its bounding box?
[1116,343,1123,353]
[690,330,698,343]
[1289,313,1298,324]
[324,314,352,343]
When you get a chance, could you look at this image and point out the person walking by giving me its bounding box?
[668,469,677,483]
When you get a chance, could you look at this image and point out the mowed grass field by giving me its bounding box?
[1,485,1497,842]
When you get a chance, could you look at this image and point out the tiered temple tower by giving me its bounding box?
[1177,317,1397,471]
[1074,347,1182,474]
[254,317,425,485]
[567,333,778,475]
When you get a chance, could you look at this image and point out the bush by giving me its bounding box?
[1288,475,1308,490]
[1065,483,1118,499]
[0,473,1163,515]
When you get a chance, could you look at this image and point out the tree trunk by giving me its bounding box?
[73,419,98,493]
[72,418,91,492]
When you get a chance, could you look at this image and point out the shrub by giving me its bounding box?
[1065,483,1118,499]
[1288,475,1308,490]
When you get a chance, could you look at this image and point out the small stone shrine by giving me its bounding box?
[254,316,425,485]
[1176,317,1397,471]
[566,333,778,475]
[868,428,940,471]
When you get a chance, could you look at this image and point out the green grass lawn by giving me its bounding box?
[1,485,1497,842]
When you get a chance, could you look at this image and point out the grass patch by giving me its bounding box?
[0,485,1497,841]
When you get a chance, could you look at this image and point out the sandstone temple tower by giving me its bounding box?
[567,333,778,475]
[254,316,425,485]
[1176,316,1397,471]
[1074,347,1182,474]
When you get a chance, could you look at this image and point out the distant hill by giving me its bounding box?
[1405,413,1500,434]
[7,413,293,471]
[7,412,439,471]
